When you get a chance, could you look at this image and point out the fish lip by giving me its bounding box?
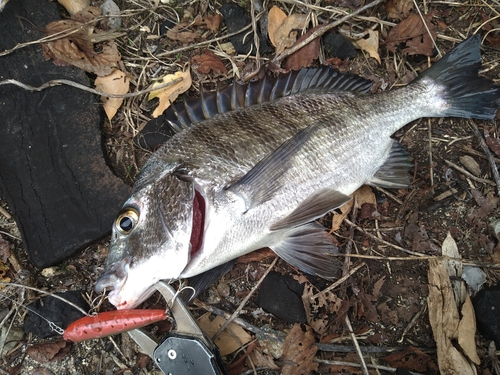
[95,257,131,294]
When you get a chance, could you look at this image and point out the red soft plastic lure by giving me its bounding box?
[63,309,167,342]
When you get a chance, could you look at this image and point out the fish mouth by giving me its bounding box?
[95,257,132,308]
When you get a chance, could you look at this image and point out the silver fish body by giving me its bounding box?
[96,35,499,309]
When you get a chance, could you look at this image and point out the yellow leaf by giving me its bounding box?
[149,69,192,118]
[353,29,381,64]
[57,0,89,16]
[268,6,287,48]
[197,313,252,356]
[274,14,308,55]
[94,69,130,121]
[458,295,480,365]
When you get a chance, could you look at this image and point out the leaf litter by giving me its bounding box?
[2,0,500,374]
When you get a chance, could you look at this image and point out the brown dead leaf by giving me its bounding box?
[26,341,72,363]
[354,185,376,207]
[0,235,11,263]
[427,239,478,375]
[166,22,200,43]
[248,345,280,370]
[274,14,308,56]
[386,11,437,56]
[284,25,321,70]
[280,324,318,375]
[71,6,101,23]
[148,69,192,118]
[197,313,252,356]
[43,20,121,76]
[268,6,287,47]
[353,29,381,64]
[458,295,480,364]
[191,50,227,75]
[383,346,438,373]
[94,69,129,121]
[204,14,222,32]
[484,130,500,157]
[58,0,89,16]
[0,261,11,284]
[386,0,413,20]
[238,248,275,263]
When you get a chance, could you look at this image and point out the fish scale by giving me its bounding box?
[96,36,500,309]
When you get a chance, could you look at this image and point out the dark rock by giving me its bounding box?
[472,283,500,345]
[0,0,131,268]
[24,291,89,339]
[256,271,306,324]
[322,33,357,60]
[220,3,269,55]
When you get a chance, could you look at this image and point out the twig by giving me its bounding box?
[398,303,427,343]
[444,160,496,186]
[345,315,369,375]
[271,0,385,64]
[193,299,284,343]
[213,257,278,340]
[0,206,11,220]
[314,358,425,375]
[467,119,500,197]
[0,77,182,98]
[344,218,426,257]
[315,342,436,353]
[313,262,365,299]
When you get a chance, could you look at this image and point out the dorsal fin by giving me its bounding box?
[135,66,373,149]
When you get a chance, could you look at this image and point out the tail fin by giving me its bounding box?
[416,34,500,119]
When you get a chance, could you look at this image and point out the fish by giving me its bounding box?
[95,35,500,309]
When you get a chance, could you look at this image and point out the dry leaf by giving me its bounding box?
[268,6,287,47]
[386,11,437,56]
[280,324,318,375]
[274,14,308,55]
[71,6,101,23]
[94,69,130,121]
[204,14,222,32]
[26,341,72,363]
[58,0,89,16]
[197,313,252,356]
[458,295,481,365]
[353,29,381,64]
[386,0,413,20]
[148,69,192,118]
[166,22,200,43]
[284,25,321,70]
[354,185,376,207]
[191,50,227,75]
[43,20,121,76]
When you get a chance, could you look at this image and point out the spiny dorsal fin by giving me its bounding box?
[135,66,373,149]
[367,140,412,189]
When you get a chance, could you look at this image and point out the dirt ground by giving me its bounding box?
[1,0,500,374]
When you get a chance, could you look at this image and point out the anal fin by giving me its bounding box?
[368,140,412,189]
[270,223,341,279]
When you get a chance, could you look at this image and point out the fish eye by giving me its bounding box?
[115,208,139,235]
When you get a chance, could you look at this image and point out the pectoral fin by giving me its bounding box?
[270,189,351,231]
[270,223,341,279]
[226,123,320,210]
[368,140,412,189]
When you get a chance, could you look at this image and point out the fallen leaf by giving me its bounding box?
[148,69,192,118]
[197,313,252,356]
[95,69,130,121]
[280,324,318,375]
[274,14,308,55]
[386,11,437,56]
[385,0,413,20]
[484,130,500,157]
[0,260,10,284]
[458,295,481,364]
[204,14,222,32]
[383,346,438,373]
[459,155,481,177]
[0,235,11,263]
[26,341,72,363]
[57,0,89,16]
[284,25,321,70]
[248,344,280,370]
[329,199,353,232]
[238,248,275,263]
[191,50,227,75]
[268,6,287,47]
[42,20,121,76]
[166,22,200,43]
[353,29,381,64]
[354,185,377,207]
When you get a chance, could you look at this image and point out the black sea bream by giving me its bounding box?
[96,35,500,309]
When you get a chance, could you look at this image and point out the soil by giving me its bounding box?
[1,0,500,374]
